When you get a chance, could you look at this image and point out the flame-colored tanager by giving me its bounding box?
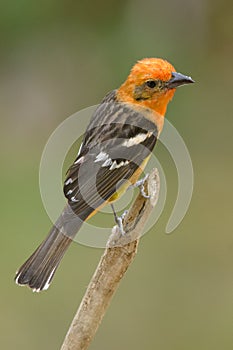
[15,58,194,292]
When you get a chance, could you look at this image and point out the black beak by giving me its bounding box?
[166,72,194,89]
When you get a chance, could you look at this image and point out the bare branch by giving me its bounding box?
[61,169,160,350]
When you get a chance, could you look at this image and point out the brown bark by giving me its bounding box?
[61,169,160,350]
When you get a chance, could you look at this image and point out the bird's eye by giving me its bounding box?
[145,80,157,88]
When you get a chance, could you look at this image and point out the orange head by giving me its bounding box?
[118,58,194,116]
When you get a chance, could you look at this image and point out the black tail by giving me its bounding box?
[15,203,91,292]
[15,225,72,292]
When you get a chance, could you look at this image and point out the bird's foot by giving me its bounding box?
[111,204,128,236]
[116,210,128,236]
[133,174,150,199]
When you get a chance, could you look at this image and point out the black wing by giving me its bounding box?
[64,90,158,218]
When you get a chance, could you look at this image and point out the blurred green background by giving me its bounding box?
[1,0,233,349]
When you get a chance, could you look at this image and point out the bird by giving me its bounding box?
[15,58,194,292]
